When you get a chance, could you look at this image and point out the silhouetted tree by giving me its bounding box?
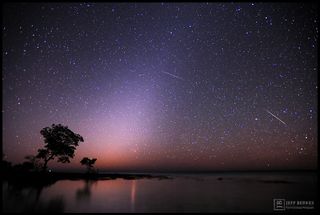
[23,155,42,172]
[80,157,97,173]
[36,124,84,171]
[13,162,34,172]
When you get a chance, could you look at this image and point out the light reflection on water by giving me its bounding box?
[2,173,317,212]
[131,180,136,212]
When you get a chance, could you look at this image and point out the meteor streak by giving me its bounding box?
[265,109,287,125]
[161,71,184,81]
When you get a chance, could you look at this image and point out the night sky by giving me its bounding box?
[2,3,318,172]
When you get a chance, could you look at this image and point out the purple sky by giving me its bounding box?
[2,3,318,171]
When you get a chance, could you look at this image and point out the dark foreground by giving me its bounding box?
[2,171,317,213]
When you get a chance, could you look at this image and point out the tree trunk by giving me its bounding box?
[42,155,54,172]
[42,159,49,172]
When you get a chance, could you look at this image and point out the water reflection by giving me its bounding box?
[76,179,97,202]
[3,181,65,212]
[3,173,317,213]
[130,180,136,212]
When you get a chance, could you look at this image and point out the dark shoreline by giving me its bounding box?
[2,171,171,188]
[2,170,316,188]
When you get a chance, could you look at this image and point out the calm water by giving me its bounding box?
[3,172,317,212]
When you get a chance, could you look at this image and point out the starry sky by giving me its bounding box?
[2,3,318,172]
